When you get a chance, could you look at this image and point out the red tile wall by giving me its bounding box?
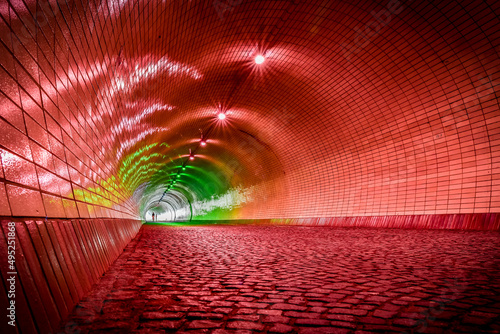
[0,218,142,333]
[195,213,500,230]
[0,0,498,224]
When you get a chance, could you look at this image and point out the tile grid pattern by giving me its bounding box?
[0,218,142,333]
[0,0,498,219]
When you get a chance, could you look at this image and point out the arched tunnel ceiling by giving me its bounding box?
[0,0,498,220]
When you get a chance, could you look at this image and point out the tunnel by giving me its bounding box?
[0,0,499,333]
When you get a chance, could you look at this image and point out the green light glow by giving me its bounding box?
[119,143,159,175]
[109,136,261,221]
[120,154,165,183]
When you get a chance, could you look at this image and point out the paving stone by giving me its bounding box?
[258,309,283,316]
[186,320,224,329]
[284,311,322,319]
[213,307,233,314]
[263,298,287,303]
[325,302,352,308]
[329,308,368,316]
[360,324,400,332]
[262,315,291,323]
[141,320,183,329]
[399,311,425,319]
[358,317,386,325]
[325,314,355,322]
[228,314,260,321]
[209,301,235,307]
[235,308,257,314]
[329,320,357,329]
[140,312,184,320]
[237,301,269,309]
[226,320,265,330]
[309,306,328,313]
[299,327,350,334]
[212,330,253,334]
[373,309,398,318]
[267,294,287,299]
[227,296,254,302]
[295,318,332,326]
[269,323,295,333]
[380,303,401,312]
[271,303,308,311]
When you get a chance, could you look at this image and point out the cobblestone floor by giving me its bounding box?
[60,224,500,333]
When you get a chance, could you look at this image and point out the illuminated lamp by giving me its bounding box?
[218,113,226,120]
[255,55,265,64]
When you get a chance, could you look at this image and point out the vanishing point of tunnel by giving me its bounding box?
[0,0,499,333]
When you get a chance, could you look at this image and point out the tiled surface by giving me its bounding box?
[0,219,142,333]
[268,213,500,230]
[60,224,500,333]
[0,0,498,220]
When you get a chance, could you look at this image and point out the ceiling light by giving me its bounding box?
[255,55,265,64]
[218,113,226,120]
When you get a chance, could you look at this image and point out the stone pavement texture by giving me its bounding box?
[59,224,500,333]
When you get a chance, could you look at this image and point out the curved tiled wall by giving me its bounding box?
[0,0,498,223]
[0,218,141,333]
[2,2,498,331]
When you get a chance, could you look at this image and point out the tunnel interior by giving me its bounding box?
[0,0,498,223]
[0,0,499,333]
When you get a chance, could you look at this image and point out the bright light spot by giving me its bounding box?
[189,155,195,161]
[218,113,226,120]
[200,140,207,146]
[255,55,265,64]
